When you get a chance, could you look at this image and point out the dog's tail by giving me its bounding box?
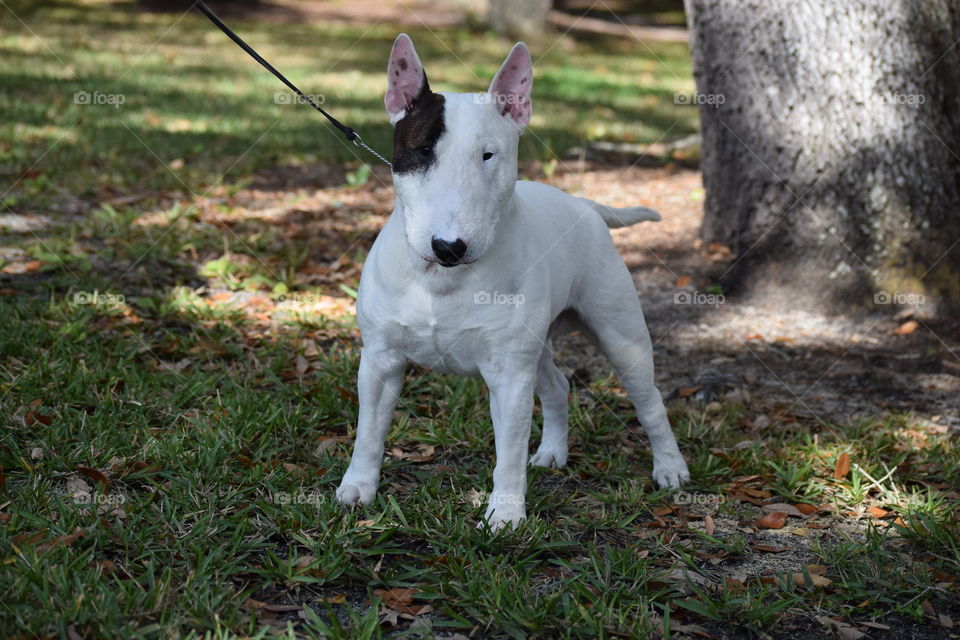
[579,198,662,228]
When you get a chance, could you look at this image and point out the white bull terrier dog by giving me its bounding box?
[336,34,690,530]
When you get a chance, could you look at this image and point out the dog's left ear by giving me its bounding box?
[488,42,533,130]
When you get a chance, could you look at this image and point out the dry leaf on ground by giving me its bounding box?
[834,453,851,479]
[756,511,788,529]
[373,587,424,615]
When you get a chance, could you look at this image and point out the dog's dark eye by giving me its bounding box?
[482,152,494,161]
[417,145,432,157]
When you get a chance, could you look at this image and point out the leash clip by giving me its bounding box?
[352,133,393,168]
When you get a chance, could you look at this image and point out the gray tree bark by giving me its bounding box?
[490,0,552,41]
[684,0,960,315]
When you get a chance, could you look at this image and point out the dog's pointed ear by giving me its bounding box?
[488,42,533,130]
[385,33,430,124]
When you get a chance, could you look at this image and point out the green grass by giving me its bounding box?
[2,1,959,638]
[0,0,695,211]
[2,288,958,637]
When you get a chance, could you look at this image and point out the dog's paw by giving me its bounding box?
[335,479,377,506]
[529,446,567,469]
[480,495,526,532]
[652,455,690,489]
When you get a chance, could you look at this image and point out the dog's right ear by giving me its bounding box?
[385,34,430,125]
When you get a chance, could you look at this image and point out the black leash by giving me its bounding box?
[193,0,391,167]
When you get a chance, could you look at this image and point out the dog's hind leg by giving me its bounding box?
[576,272,689,488]
[530,343,570,469]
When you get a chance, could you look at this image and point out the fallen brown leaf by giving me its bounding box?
[313,434,352,456]
[756,512,788,529]
[838,626,866,640]
[858,621,891,630]
[677,385,702,398]
[793,572,832,588]
[834,453,851,480]
[315,593,347,605]
[12,529,48,547]
[762,503,805,518]
[282,462,309,478]
[868,506,892,519]
[816,616,864,639]
[753,544,788,553]
[24,409,53,428]
[373,587,424,615]
[724,576,745,592]
[389,445,436,463]
[664,567,709,593]
[92,559,116,574]
[892,320,919,335]
[741,487,772,499]
[379,608,399,628]
[244,598,302,613]
[36,527,85,553]
[1,260,42,274]
[77,466,110,490]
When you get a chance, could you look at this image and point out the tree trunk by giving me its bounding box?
[489,0,552,41]
[684,0,960,316]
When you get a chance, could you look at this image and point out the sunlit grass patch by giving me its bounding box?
[0,0,698,209]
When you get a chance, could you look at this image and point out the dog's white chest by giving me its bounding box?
[362,284,486,377]
[404,319,481,376]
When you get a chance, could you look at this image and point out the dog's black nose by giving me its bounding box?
[431,237,468,265]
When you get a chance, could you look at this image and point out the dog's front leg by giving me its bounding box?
[336,346,406,507]
[480,360,537,531]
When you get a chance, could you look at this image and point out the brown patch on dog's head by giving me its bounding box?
[392,72,446,174]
